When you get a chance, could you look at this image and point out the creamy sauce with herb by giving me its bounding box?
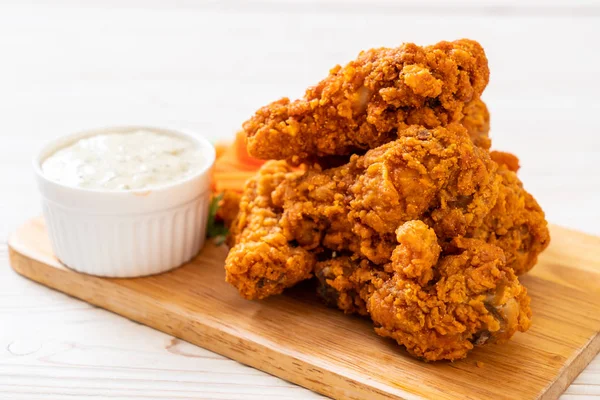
[42,130,204,191]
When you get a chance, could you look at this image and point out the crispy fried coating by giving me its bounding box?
[490,150,520,172]
[227,124,548,303]
[314,221,531,361]
[273,124,500,264]
[368,221,531,361]
[469,165,550,275]
[225,162,315,300]
[244,39,490,162]
[315,256,389,316]
[314,221,442,316]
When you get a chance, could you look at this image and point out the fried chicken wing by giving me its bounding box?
[368,221,531,361]
[244,39,490,162]
[274,124,500,264]
[225,161,315,299]
[227,124,548,304]
[314,221,531,361]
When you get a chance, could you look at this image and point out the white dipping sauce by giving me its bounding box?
[42,130,204,191]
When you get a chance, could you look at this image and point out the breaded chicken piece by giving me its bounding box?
[469,164,550,275]
[226,124,500,301]
[368,221,531,361]
[225,162,315,300]
[227,125,547,304]
[244,39,490,162]
[273,124,500,264]
[314,221,531,361]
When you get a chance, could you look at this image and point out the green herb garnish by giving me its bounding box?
[207,193,228,244]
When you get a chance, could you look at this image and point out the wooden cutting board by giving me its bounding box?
[8,217,600,400]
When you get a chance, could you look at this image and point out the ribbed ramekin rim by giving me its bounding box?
[39,190,211,216]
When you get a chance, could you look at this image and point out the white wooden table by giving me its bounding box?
[1,1,599,398]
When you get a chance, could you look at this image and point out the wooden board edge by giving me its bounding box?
[8,243,421,400]
[540,330,600,400]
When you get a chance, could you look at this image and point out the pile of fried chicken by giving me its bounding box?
[222,39,550,361]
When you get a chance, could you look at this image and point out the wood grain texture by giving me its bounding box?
[8,218,600,400]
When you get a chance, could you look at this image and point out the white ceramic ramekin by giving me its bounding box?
[34,126,215,278]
